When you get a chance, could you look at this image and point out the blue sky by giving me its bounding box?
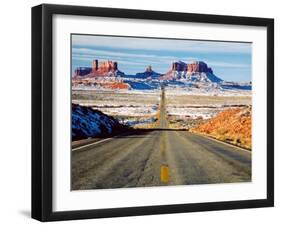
[72,35,252,82]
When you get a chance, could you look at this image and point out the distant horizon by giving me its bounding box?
[72,34,252,82]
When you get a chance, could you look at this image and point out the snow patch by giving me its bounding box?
[72,104,126,140]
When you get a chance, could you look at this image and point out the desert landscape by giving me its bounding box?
[71,35,252,190]
[72,88,251,147]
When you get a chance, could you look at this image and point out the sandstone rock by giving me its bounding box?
[92,59,98,71]
[186,61,213,73]
[172,61,187,71]
[73,59,125,77]
[146,65,152,73]
[74,67,92,76]
[161,60,216,81]
[135,65,161,79]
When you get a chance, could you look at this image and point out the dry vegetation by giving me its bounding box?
[72,89,160,106]
[168,116,205,130]
[166,93,251,106]
[72,89,252,149]
[191,107,252,149]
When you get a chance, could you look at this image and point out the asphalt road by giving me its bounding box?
[72,87,251,190]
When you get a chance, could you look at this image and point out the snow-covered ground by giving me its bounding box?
[72,101,158,117]
[165,87,251,121]
[166,106,243,119]
[72,85,161,94]
[73,81,251,97]
[72,104,126,140]
[121,117,157,127]
[94,106,158,117]
[72,89,160,118]
[165,86,251,97]
[72,83,252,130]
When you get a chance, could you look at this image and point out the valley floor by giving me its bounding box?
[71,87,252,189]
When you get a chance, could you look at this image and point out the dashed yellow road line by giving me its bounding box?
[160,165,169,183]
[159,87,170,184]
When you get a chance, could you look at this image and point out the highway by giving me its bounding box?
[72,87,251,190]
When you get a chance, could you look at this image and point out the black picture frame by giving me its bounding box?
[32,3,274,222]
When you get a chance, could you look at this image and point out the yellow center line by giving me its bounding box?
[159,86,170,184]
[161,165,169,183]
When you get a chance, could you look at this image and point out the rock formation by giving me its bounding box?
[95,60,118,73]
[162,60,221,83]
[172,61,187,71]
[73,59,223,86]
[135,65,161,79]
[171,61,213,74]
[187,61,213,74]
[74,67,92,76]
[74,59,125,77]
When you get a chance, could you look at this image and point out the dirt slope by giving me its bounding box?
[191,107,251,149]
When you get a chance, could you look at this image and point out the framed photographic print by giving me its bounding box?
[32,4,274,221]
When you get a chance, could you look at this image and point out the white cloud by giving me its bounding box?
[72,47,250,69]
[207,61,250,68]
[72,35,252,54]
[72,48,178,61]
[72,55,145,66]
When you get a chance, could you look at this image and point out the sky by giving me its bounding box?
[72,35,252,82]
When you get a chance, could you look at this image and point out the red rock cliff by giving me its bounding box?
[92,60,119,75]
